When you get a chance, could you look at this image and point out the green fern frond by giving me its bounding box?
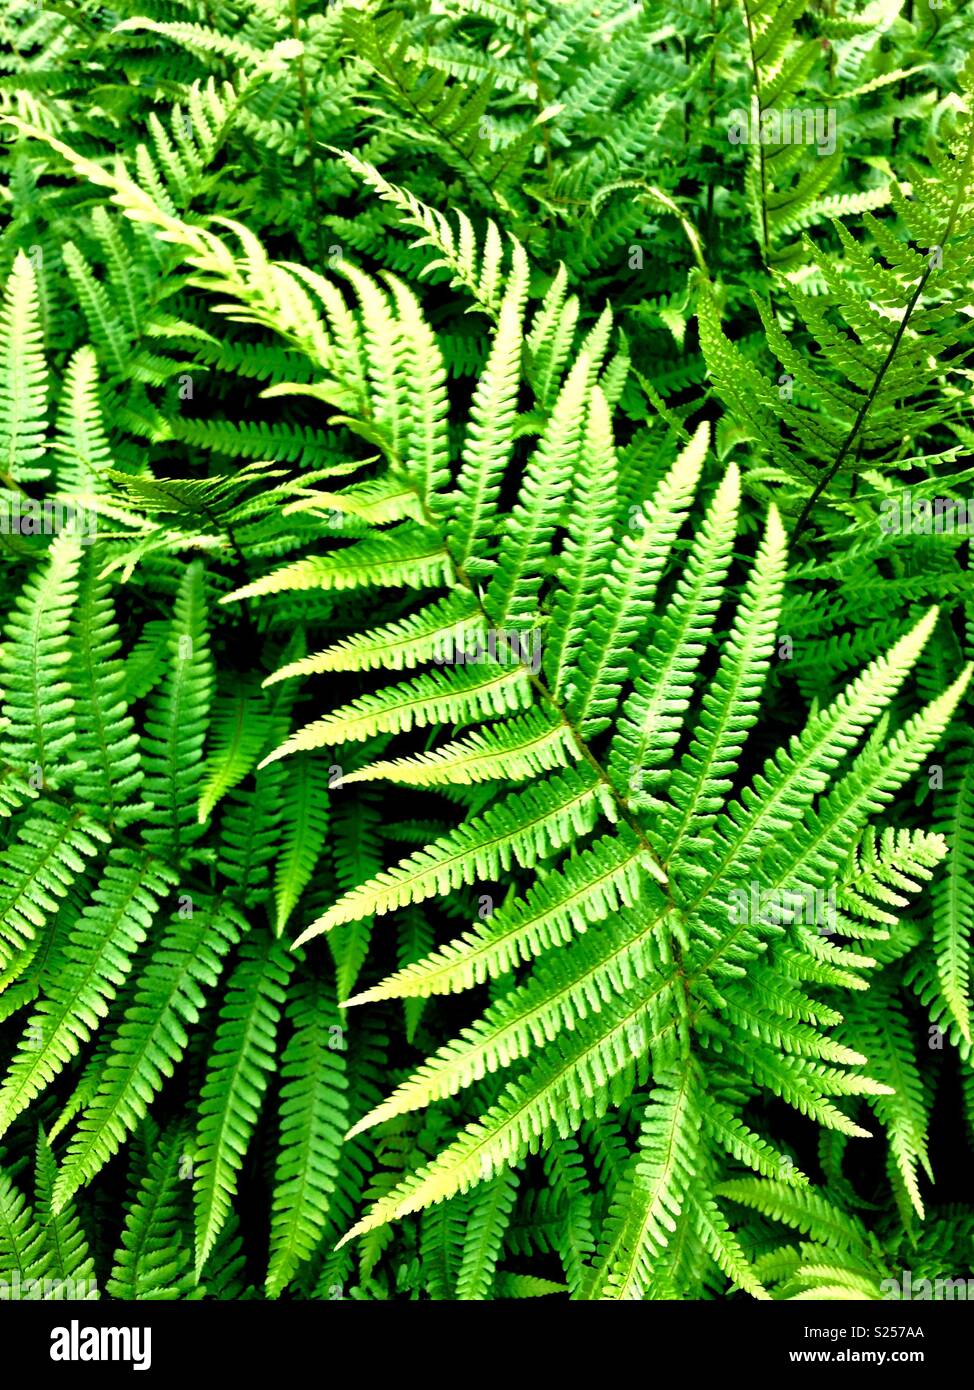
[0,851,176,1138]
[193,935,292,1277]
[106,1126,195,1299]
[0,249,48,486]
[141,560,215,857]
[265,975,348,1298]
[0,533,82,787]
[52,901,243,1213]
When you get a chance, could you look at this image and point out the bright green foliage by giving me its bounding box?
[1,534,82,788]
[193,935,293,1274]
[106,1126,199,1299]
[1,0,973,1306]
[0,251,48,486]
[266,976,349,1298]
[53,899,244,1213]
[141,561,215,856]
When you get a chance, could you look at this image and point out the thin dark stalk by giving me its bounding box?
[740,0,775,318]
[793,125,974,542]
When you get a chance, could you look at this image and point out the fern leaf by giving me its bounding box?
[193,935,292,1276]
[266,977,348,1298]
[52,901,242,1212]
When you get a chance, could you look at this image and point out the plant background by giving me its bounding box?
[0,0,973,1301]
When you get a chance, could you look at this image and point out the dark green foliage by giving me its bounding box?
[1,0,973,1303]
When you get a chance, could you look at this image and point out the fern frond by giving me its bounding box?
[141,560,214,856]
[265,976,348,1298]
[0,851,176,1137]
[52,901,243,1212]
[0,534,82,786]
[0,249,48,485]
[193,935,292,1276]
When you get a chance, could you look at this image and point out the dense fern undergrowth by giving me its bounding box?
[1,0,973,1304]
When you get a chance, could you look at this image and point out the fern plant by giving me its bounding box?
[1,0,973,1309]
[201,207,966,1296]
